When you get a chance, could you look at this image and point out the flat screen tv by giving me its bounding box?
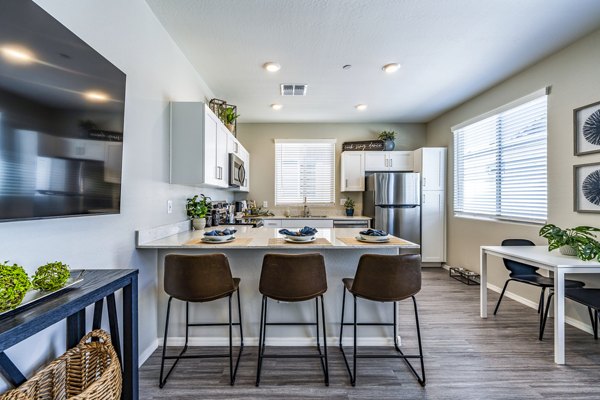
[0,0,126,222]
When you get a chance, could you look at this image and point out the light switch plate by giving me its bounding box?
[340,198,347,206]
[263,201,268,208]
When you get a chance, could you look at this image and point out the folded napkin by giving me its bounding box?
[359,229,388,236]
[278,226,318,236]
[204,229,237,236]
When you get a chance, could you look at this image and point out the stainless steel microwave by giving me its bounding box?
[228,153,246,187]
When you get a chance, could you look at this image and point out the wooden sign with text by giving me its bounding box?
[342,140,384,151]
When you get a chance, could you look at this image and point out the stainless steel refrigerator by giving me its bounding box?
[363,172,421,244]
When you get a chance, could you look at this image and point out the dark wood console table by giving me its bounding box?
[0,269,138,399]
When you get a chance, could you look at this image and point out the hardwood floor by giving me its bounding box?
[140,269,600,399]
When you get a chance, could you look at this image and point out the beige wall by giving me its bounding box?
[426,28,600,324]
[236,123,426,215]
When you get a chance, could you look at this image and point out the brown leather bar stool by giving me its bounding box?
[339,254,425,386]
[256,253,329,386]
[159,254,244,388]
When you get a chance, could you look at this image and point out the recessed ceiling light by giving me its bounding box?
[382,63,401,73]
[83,91,110,102]
[263,62,281,72]
[0,45,35,64]
[355,104,367,111]
[271,103,283,110]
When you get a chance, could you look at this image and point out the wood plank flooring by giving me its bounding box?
[139,269,600,399]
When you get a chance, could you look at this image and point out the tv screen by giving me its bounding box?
[0,0,126,222]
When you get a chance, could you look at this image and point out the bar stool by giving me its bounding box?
[256,253,329,386]
[339,253,425,386]
[159,254,244,388]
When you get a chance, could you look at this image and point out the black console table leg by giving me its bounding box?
[0,352,26,387]
[66,309,86,349]
[121,276,138,400]
[92,299,104,331]
[106,294,122,366]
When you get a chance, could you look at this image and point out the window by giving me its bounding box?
[274,139,335,205]
[452,88,548,224]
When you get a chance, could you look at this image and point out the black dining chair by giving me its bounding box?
[542,287,600,340]
[494,239,585,340]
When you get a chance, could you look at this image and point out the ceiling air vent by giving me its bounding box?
[280,84,307,96]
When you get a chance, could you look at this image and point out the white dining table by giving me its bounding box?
[480,245,600,364]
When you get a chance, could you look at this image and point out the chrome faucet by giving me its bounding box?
[303,196,310,217]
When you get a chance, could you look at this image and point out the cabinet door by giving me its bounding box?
[421,148,446,191]
[215,125,229,188]
[262,219,282,228]
[341,152,364,191]
[238,146,250,192]
[387,151,413,171]
[203,111,220,186]
[364,152,387,171]
[227,134,240,155]
[421,191,446,262]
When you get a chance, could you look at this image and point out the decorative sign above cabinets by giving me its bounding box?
[342,140,384,151]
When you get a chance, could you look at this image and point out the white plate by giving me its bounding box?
[285,236,316,243]
[356,235,390,243]
[284,234,315,242]
[203,234,233,242]
[201,236,236,243]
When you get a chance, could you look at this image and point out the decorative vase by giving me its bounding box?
[559,245,577,256]
[192,218,206,231]
[226,123,235,133]
[346,208,354,216]
[383,139,395,151]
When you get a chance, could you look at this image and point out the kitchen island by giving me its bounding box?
[137,223,419,346]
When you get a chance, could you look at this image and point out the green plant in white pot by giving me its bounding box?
[186,194,211,230]
[539,224,600,260]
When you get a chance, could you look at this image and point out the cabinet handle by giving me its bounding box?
[390,159,393,168]
[384,158,388,167]
[345,178,348,188]
[423,177,426,187]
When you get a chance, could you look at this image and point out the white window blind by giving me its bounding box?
[275,139,335,205]
[453,91,548,224]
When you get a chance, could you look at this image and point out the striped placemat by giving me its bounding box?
[337,236,414,246]
[184,237,253,246]
[268,238,332,246]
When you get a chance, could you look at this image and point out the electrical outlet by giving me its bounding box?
[263,201,268,208]
[167,200,173,214]
[340,198,347,206]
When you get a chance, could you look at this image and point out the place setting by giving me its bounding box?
[269,226,331,246]
[338,229,413,246]
[185,229,250,246]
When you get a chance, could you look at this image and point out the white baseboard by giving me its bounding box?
[159,336,397,347]
[442,264,594,336]
[139,339,159,366]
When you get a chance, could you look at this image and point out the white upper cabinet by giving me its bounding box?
[364,151,413,172]
[413,147,446,191]
[341,151,365,191]
[170,102,229,188]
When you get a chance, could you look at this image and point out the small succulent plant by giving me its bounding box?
[32,261,70,291]
[0,261,31,312]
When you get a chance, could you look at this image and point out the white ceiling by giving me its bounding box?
[146,0,600,123]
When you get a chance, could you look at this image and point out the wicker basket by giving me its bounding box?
[0,330,122,400]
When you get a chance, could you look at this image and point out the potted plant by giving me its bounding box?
[186,194,212,230]
[378,130,396,151]
[344,198,355,217]
[220,107,240,133]
[539,223,600,260]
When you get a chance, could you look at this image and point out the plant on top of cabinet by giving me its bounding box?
[0,261,31,312]
[378,130,396,151]
[219,106,240,134]
[186,194,212,230]
[539,223,600,259]
[344,198,355,216]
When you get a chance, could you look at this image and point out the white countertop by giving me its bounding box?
[137,226,417,249]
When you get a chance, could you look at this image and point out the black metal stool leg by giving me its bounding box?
[228,295,233,385]
[256,296,266,387]
[319,295,329,386]
[159,297,173,388]
[339,287,347,348]
[352,294,358,386]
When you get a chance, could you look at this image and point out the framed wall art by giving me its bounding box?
[574,100,600,155]
[574,162,600,213]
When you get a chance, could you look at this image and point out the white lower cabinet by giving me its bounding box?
[262,219,282,228]
[421,190,446,262]
[281,219,334,229]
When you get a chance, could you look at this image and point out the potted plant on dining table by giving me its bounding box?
[539,223,600,260]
